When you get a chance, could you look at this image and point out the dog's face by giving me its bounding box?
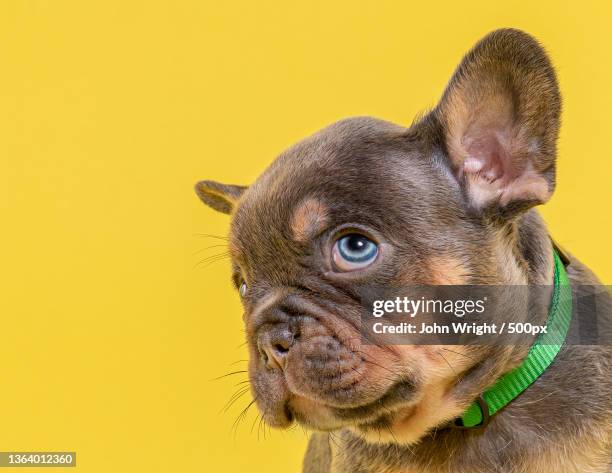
[196,29,560,443]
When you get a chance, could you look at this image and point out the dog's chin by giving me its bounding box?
[277,379,420,433]
[257,376,463,446]
[287,396,347,431]
[286,394,419,436]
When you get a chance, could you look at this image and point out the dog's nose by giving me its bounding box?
[258,326,294,370]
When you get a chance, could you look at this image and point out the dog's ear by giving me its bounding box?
[194,180,247,214]
[434,29,561,216]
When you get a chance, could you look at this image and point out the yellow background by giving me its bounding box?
[1,1,611,472]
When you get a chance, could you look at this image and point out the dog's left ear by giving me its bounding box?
[434,29,561,216]
[194,180,247,214]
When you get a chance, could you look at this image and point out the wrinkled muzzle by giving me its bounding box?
[246,293,416,429]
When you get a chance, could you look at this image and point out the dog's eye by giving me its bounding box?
[332,233,378,271]
[239,282,248,298]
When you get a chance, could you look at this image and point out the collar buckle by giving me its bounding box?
[450,394,490,430]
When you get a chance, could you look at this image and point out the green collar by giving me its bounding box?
[454,248,572,429]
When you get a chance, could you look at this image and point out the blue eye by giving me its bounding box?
[332,233,379,271]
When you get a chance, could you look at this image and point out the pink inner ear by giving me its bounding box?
[457,119,550,208]
[463,131,511,183]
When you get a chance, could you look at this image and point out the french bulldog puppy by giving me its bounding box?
[195,29,612,472]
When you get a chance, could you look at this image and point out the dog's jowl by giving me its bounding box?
[195,29,612,473]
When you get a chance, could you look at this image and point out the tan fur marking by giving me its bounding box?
[291,198,329,242]
[349,344,473,446]
[426,255,470,285]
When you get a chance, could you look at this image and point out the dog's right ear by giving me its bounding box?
[194,180,247,214]
[434,29,561,217]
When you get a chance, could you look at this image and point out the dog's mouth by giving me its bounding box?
[282,379,418,432]
[331,379,416,422]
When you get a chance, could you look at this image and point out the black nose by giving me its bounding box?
[258,326,294,370]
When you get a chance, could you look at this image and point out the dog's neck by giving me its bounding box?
[514,209,555,286]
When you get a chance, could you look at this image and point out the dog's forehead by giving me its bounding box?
[228,117,455,272]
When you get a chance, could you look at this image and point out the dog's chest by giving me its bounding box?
[330,442,612,473]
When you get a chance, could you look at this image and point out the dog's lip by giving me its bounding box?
[287,379,417,429]
[330,379,416,421]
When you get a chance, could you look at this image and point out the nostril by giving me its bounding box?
[274,342,290,354]
[258,328,294,370]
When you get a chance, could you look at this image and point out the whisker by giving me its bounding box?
[195,251,230,262]
[222,386,250,413]
[194,233,229,241]
[353,349,404,379]
[436,349,457,376]
[442,347,477,362]
[229,359,248,366]
[193,244,228,256]
[385,425,399,444]
[231,397,257,437]
[257,415,266,441]
[210,370,247,381]
[250,413,261,436]
[194,252,230,269]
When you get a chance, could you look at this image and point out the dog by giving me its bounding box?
[195,29,612,472]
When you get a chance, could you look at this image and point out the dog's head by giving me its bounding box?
[195,29,560,443]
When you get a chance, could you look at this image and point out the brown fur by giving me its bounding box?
[195,29,612,472]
